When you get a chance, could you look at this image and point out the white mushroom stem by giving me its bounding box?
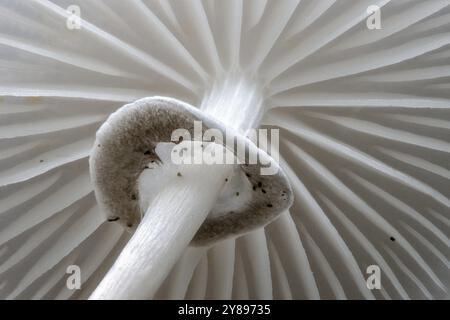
[90,75,264,299]
[90,164,230,299]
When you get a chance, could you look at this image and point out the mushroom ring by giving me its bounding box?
[90,97,293,246]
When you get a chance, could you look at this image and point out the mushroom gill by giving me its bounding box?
[0,0,449,300]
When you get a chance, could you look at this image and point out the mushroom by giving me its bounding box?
[88,97,292,298]
[1,1,450,300]
[90,96,292,246]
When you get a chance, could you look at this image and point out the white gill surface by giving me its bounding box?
[0,0,449,300]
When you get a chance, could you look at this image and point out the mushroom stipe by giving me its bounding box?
[90,96,293,246]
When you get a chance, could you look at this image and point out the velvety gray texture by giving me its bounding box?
[90,97,293,246]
